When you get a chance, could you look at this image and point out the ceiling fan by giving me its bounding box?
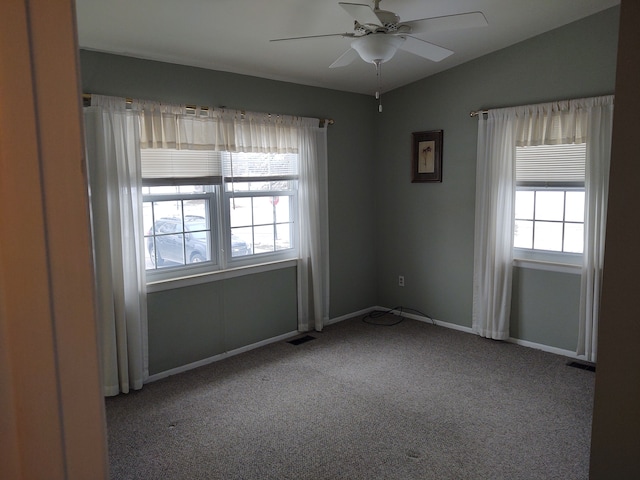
[271,1,488,111]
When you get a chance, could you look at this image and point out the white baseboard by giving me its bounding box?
[145,330,299,383]
[324,306,378,326]
[506,337,585,360]
[337,305,580,359]
[328,305,476,334]
[147,305,583,383]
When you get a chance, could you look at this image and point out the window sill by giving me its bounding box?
[146,259,298,293]
[513,258,581,274]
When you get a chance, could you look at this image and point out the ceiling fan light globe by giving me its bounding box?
[351,34,405,64]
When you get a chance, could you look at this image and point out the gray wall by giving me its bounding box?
[375,7,619,349]
[147,267,297,374]
[510,268,581,351]
[80,5,620,372]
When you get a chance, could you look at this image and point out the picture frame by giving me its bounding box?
[411,130,443,183]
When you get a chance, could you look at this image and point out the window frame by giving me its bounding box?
[141,151,301,282]
[142,185,221,282]
[513,142,587,269]
[222,177,299,268]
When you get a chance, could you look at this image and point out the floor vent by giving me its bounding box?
[567,361,596,372]
[288,335,316,346]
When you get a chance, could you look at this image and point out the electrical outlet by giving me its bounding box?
[398,275,405,287]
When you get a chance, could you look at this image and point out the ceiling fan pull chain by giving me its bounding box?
[375,59,382,112]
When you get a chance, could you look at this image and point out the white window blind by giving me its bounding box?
[140,149,223,185]
[516,143,586,183]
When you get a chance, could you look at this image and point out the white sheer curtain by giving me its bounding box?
[84,96,148,396]
[297,120,330,332]
[578,97,614,362]
[100,98,330,333]
[473,95,614,354]
[472,108,517,340]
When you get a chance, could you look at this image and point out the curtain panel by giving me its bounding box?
[297,120,330,332]
[84,96,148,396]
[472,108,517,340]
[578,98,614,362]
[473,95,613,357]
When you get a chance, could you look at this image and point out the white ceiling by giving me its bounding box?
[75,0,619,96]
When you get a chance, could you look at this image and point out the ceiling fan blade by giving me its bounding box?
[329,48,360,68]
[339,2,382,26]
[402,12,488,34]
[398,36,453,62]
[270,33,354,42]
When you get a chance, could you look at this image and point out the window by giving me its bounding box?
[472,96,613,344]
[223,152,298,264]
[143,185,217,270]
[514,143,586,260]
[141,149,298,278]
[226,183,296,258]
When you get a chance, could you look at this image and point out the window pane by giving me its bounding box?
[254,225,275,253]
[181,185,211,195]
[229,197,252,227]
[226,181,269,192]
[230,227,253,257]
[274,196,291,223]
[184,199,206,221]
[275,223,292,251]
[565,191,585,222]
[514,220,533,249]
[184,230,210,263]
[144,185,212,196]
[534,221,563,251]
[226,182,251,192]
[153,233,186,266]
[147,185,180,195]
[145,237,157,269]
[143,202,155,236]
[515,191,534,220]
[535,191,565,221]
[223,152,298,178]
[253,197,275,225]
[248,182,271,191]
[225,180,296,193]
[154,200,183,221]
[271,180,294,191]
[564,223,584,253]
[231,233,252,257]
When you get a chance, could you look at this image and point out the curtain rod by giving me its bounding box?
[82,93,334,127]
[469,109,489,117]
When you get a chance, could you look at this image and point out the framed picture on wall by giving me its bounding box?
[411,130,443,183]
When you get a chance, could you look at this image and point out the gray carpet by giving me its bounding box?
[106,315,595,479]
